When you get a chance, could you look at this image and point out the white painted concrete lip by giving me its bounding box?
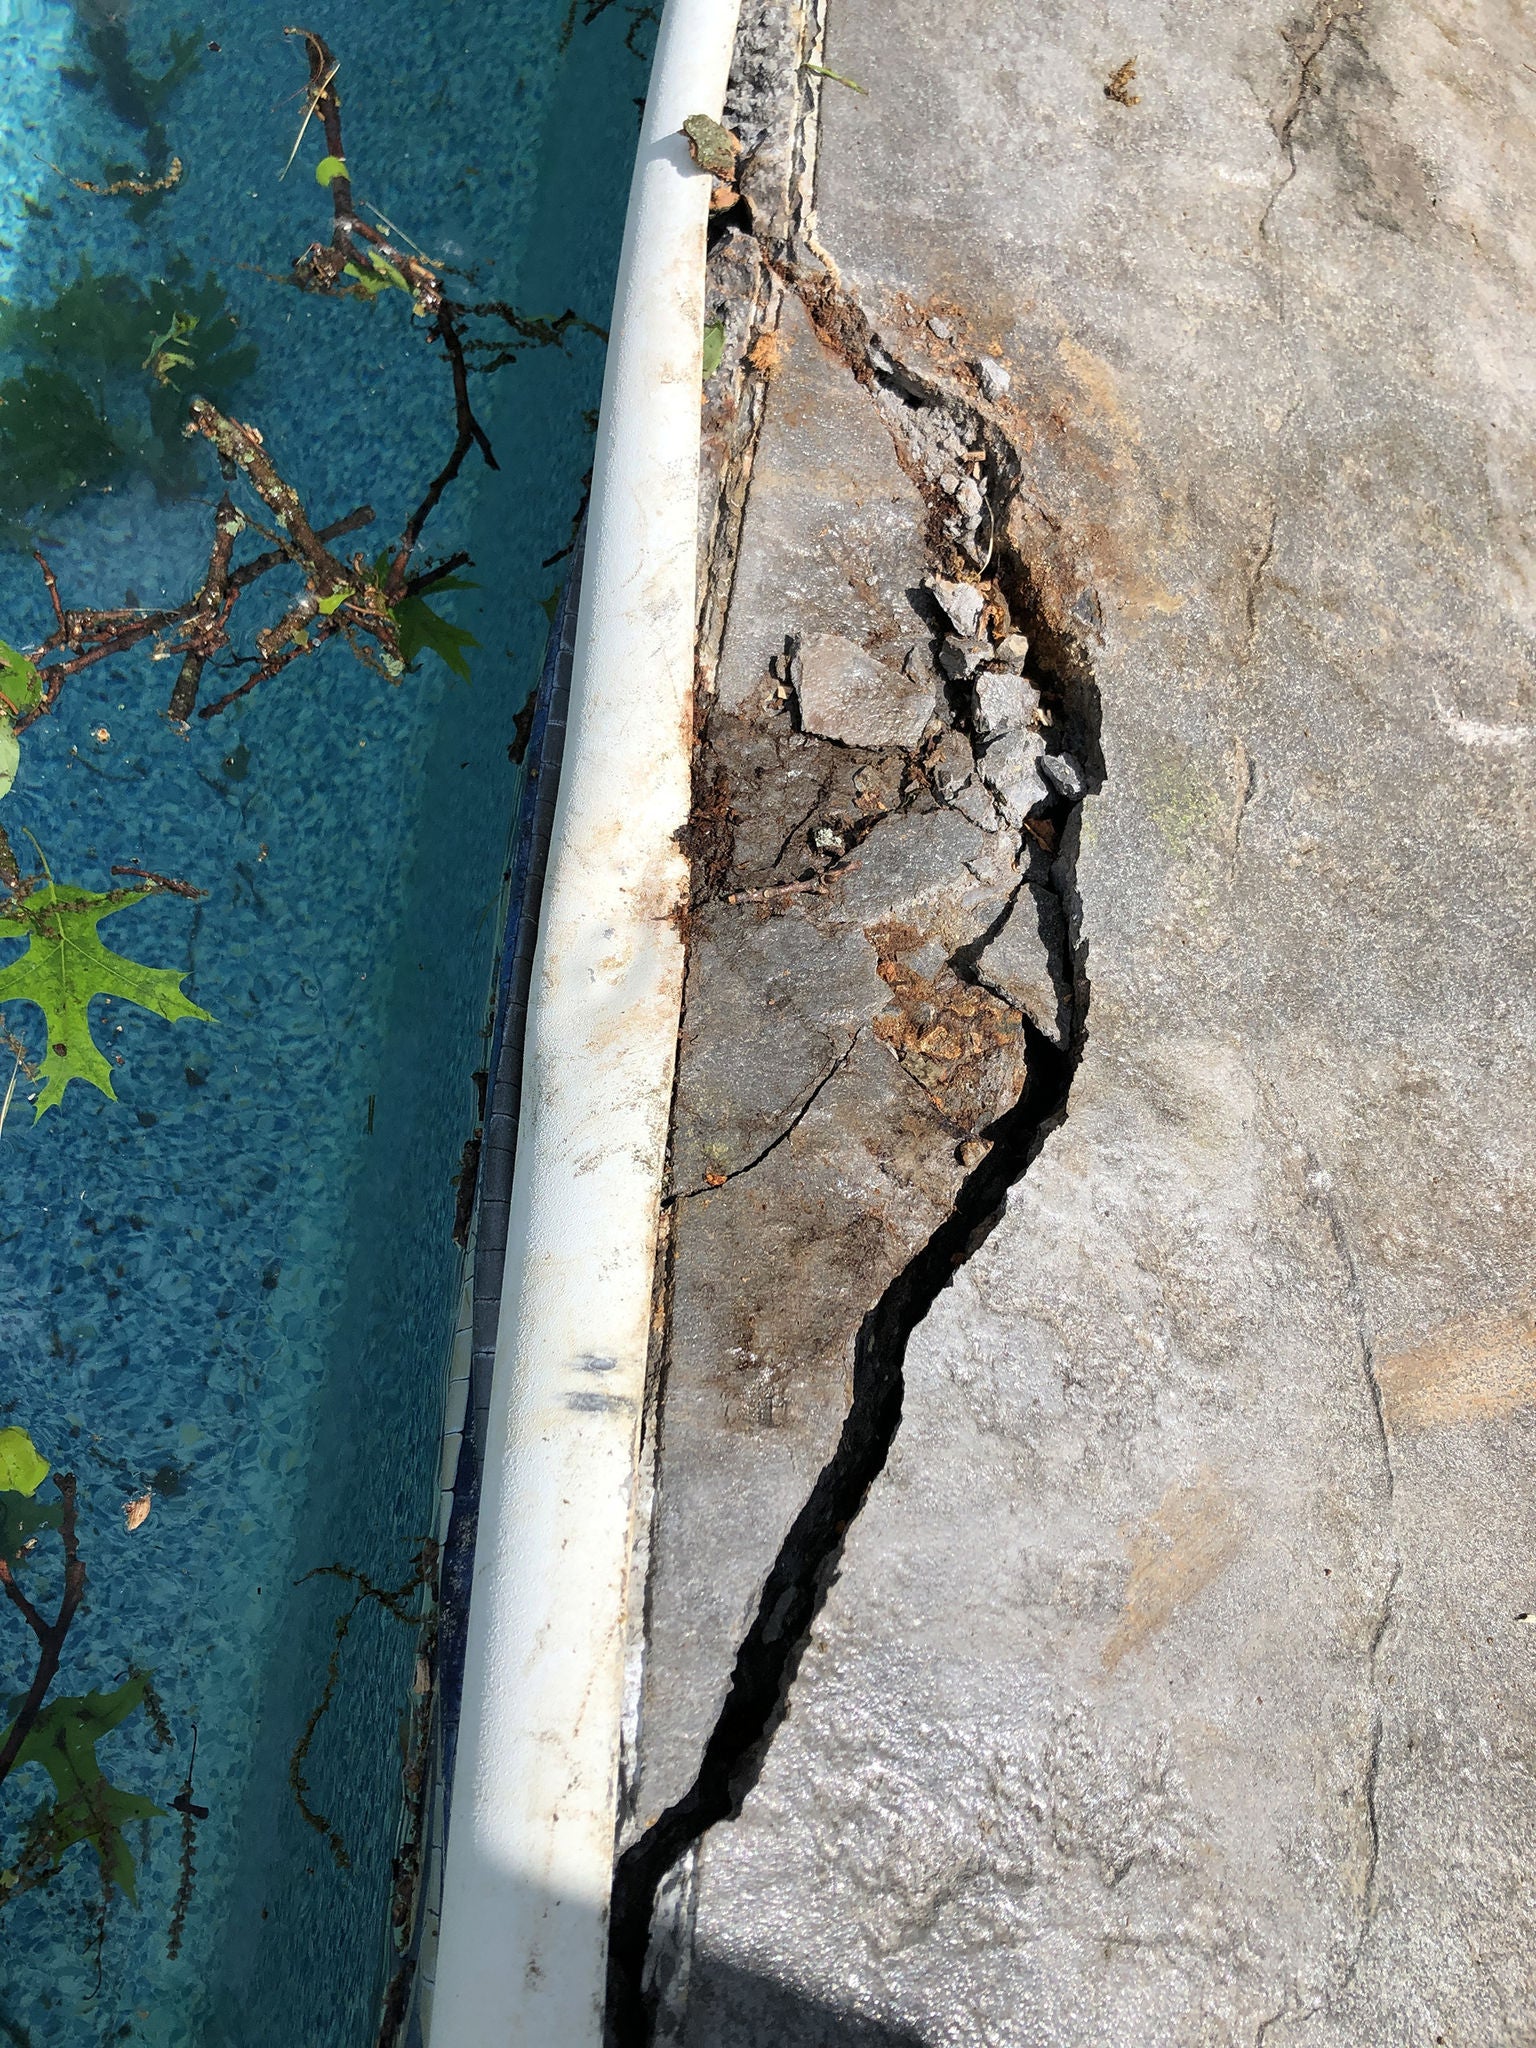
[427,1,740,2041]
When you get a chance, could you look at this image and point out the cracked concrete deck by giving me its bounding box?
[617,1,1536,2042]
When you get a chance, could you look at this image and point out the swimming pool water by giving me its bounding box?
[0,3,650,2040]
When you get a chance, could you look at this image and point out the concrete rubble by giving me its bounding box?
[612,0,1536,2043]
[794,631,936,751]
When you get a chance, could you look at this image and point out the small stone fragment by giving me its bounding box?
[940,471,961,496]
[976,884,1072,1045]
[955,476,985,520]
[925,575,986,639]
[928,314,955,341]
[928,728,975,799]
[834,808,1005,934]
[906,937,949,979]
[976,726,1049,823]
[1040,751,1087,799]
[957,1137,990,1168]
[682,113,741,180]
[938,636,993,681]
[972,671,1041,743]
[794,631,935,749]
[993,632,1030,669]
[852,756,905,813]
[951,779,1004,832]
[976,356,1011,400]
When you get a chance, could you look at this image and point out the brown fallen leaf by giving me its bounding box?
[124,1490,152,1532]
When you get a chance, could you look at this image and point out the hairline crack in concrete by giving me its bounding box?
[1302,1157,1403,2005]
[1259,0,1366,238]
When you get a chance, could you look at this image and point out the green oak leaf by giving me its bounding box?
[342,252,409,297]
[0,647,37,803]
[7,1679,164,1903]
[0,881,212,1118]
[0,1427,47,1496]
[0,641,40,719]
[374,558,479,681]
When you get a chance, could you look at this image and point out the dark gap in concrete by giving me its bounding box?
[671,1951,931,2046]
[612,230,1106,2044]
[991,543,1106,799]
[707,193,755,247]
[607,1004,1082,2043]
[609,505,1103,2028]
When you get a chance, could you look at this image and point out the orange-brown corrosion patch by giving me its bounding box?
[1377,1305,1536,1434]
[867,920,1026,1134]
[1103,1472,1245,1671]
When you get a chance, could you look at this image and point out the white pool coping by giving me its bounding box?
[426,0,741,2038]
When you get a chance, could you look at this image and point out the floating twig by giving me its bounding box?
[0,1475,84,1787]
[108,866,208,900]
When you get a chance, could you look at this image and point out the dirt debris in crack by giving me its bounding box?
[609,263,1105,2042]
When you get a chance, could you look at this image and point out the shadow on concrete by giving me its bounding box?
[671,1951,930,2047]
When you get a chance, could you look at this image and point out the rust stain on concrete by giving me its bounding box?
[1378,1305,1536,1433]
[1056,333,1140,443]
[1103,1470,1245,1670]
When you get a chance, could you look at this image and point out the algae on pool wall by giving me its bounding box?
[0,1,652,2041]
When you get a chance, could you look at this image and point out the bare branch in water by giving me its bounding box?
[0,1476,86,1789]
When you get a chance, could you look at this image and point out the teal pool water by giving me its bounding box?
[0,3,649,2041]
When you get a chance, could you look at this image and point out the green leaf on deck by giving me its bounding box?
[806,63,867,93]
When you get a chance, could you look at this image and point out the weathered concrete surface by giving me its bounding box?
[714,287,931,717]
[646,0,1536,2042]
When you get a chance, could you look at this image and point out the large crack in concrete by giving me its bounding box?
[611,0,1536,2038]
[607,211,1107,2038]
